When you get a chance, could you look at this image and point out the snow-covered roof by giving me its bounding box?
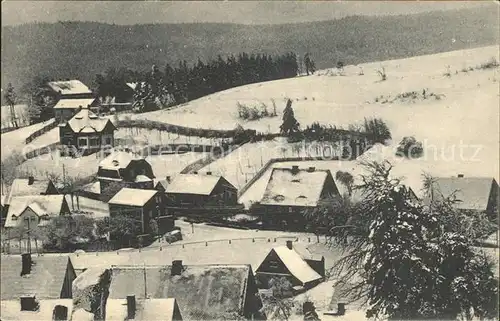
[135,175,153,183]
[4,195,67,227]
[5,178,56,205]
[1,299,73,321]
[264,245,322,285]
[53,98,96,110]
[108,188,157,207]
[425,176,498,211]
[106,298,180,321]
[67,108,114,133]
[99,151,143,171]
[260,167,336,207]
[165,174,225,195]
[48,80,92,96]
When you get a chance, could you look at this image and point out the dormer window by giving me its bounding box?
[11,215,18,221]
[273,195,285,203]
[291,179,301,183]
[20,296,39,311]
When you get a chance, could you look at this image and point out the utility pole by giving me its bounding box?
[24,217,31,254]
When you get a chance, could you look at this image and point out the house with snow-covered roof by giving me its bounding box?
[255,166,340,228]
[4,194,70,228]
[164,172,241,215]
[59,108,116,156]
[48,79,99,122]
[255,240,324,292]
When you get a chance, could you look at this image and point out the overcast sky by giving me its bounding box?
[2,1,496,26]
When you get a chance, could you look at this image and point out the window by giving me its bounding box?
[20,296,39,311]
[89,137,99,147]
[105,137,112,145]
[78,138,87,147]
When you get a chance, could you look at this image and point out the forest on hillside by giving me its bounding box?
[1,7,498,90]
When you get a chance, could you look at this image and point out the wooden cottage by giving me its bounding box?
[256,166,340,228]
[164,173,241,215]
[3,195,70,228]
[108,188,162,236]
[97,151,155,198]
[255,240,324,292]
[59,108,116,156]
[106,262,263,320]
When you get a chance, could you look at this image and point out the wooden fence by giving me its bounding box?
[25,120,58,144]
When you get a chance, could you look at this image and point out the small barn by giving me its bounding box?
[59,108,116,156]
[107,261,263,320]
[108,188,162,235]
[164,173,240,214]
[255,240,324,292]
[97,151,155,197]
[424,175,499,218]
[4,195,71,228]
[257,166,340,228]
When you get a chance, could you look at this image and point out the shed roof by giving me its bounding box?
[260,167,335,207]
[0,299,73,321]
[48,80,92,96]
[106,298,181,321]
[1,255,73,299]
[108,264,251,320]
[260,246,322,285]
[53,98,97,110]
[5,178,56,205]
[108,188,157,207]
[424,177,498,211]
[165,174,228,195]
[67,108,114,133]
[4,195,67,228]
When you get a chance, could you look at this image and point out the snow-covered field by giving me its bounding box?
[0,119,55,161]
[115,127,225,146]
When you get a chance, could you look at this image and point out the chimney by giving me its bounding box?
[307,167,315,172]
[337,303,346,316]
[21,253,32,276]
[171,260,183,276]
[206,171,212,175]
[126,295,136,319]
[52,305,68,321]
[28,176,35,185]
[457,174,464,178]
[286,240,293,250]
[166,176,171,183]
[291,165,299,174]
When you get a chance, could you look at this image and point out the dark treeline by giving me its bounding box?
[95,52,300,112]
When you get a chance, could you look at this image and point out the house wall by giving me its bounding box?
[242,269,264,319]
[55,108,79,123]
[109,198,158,234]
[15,207,40,228]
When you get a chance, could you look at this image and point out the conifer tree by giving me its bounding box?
[279,99,300,136]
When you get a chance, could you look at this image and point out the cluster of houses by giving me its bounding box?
[0,238,328,320]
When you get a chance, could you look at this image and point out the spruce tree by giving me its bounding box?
[279,99,300,136]
[4,83,17,127]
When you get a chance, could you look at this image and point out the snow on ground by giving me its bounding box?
[197,137,344,189]
[1,119,55,161]
[115,127,225,146]
[129,46,499,134]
